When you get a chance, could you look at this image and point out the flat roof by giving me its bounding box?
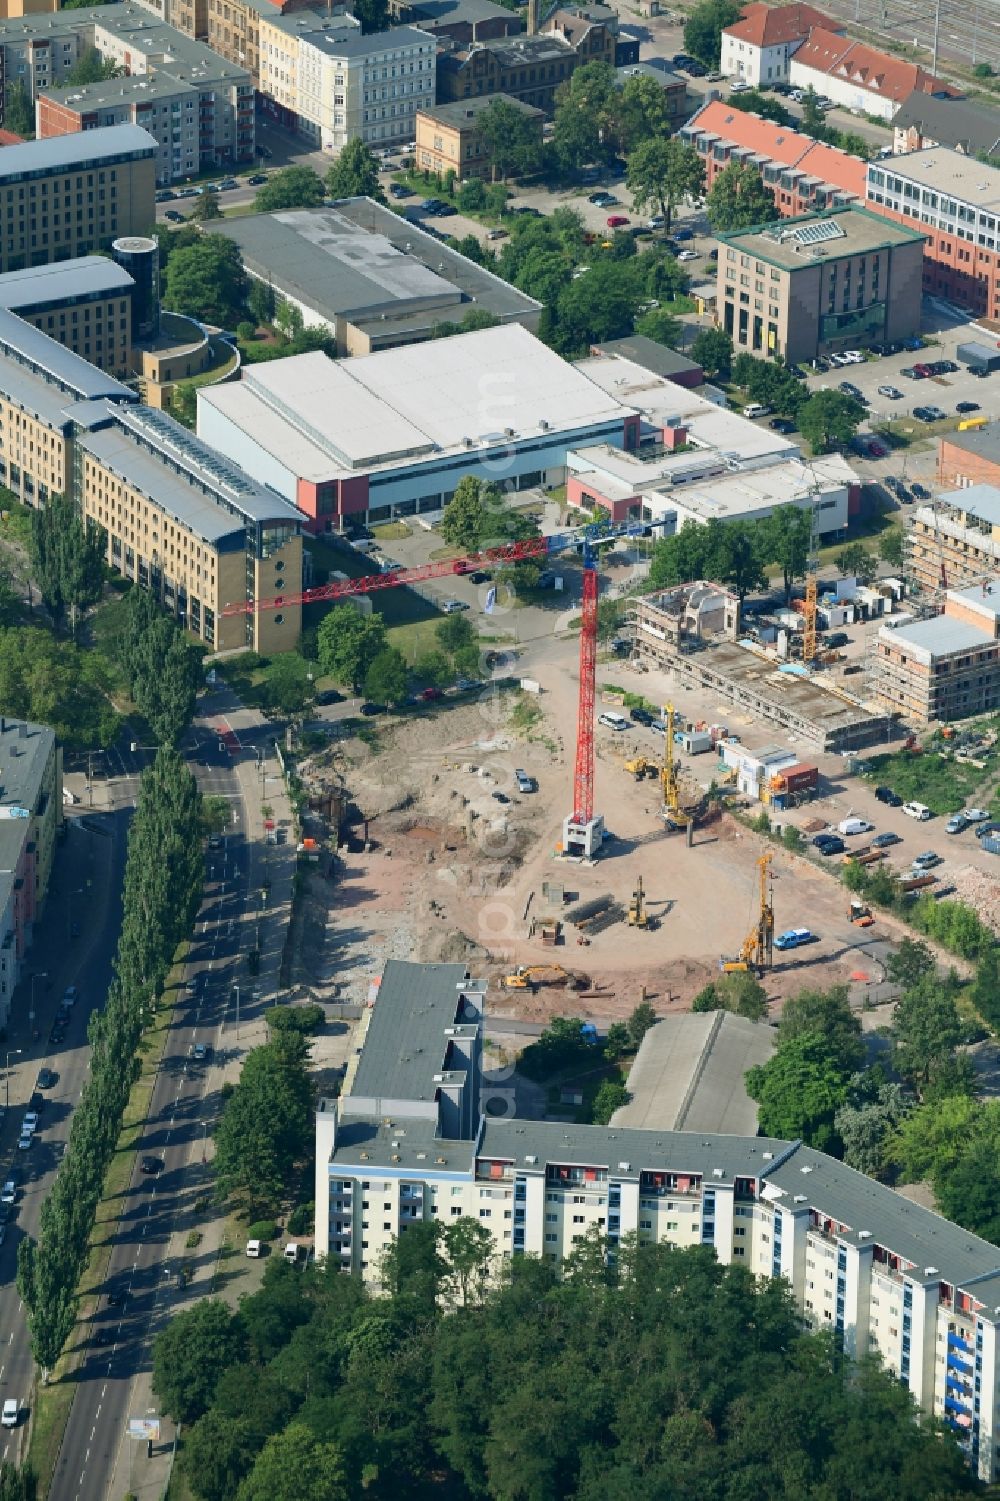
[717,205,925,272]
[593,334,701,378]
[481,1118,792,1178]
[0,124,157,181]
[78,405,302,545]
[90,3,252,80]
[947,579,1000,622]
[764,1144,1000,1294]
[453,33,574,64]
[302,22,433,56]
[349,960,476,1104]
[881,614,992,660]
[871,147,1000,212]
[409,0,522,25]
[0,257,133,310]
[677,637,879,735]
[0,308,134,427]
[610,1012,775,1135]
[0,717,55,810]
[330,1112,477,1172]
[417,93,544,127]
[941,427,1000,470]
[208,198,540,331]
[652,453,857,521]
[42,75,198,110]
[201,323,631,480]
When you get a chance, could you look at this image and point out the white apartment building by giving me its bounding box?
[719,2,836,86]
[259,12,435,151]
[317,960,1000,1484]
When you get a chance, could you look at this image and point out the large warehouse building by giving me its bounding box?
[207,198,542,355]
[197,324,639,532]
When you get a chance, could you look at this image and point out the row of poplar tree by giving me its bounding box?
[16,599,205,1373]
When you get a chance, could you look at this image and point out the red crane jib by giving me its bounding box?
[573,567,597,826]
[223,536,550,615]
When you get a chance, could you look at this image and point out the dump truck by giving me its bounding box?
[849,900,874,928]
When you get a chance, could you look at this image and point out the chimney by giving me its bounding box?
[526,0,540,32]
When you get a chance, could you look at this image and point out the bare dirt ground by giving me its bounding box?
[297,668,898,1020]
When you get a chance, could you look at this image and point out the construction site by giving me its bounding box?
[628,581,895,752]
[256,540,907,1028]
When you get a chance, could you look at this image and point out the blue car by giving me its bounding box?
[774,928,817,951]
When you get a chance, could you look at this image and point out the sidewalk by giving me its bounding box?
[107,689,298,1501]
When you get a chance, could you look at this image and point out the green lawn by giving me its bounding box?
[387,617,447,665]
[859,745,994,816]
[304,538,443,633]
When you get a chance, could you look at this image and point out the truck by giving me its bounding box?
[957,340,1000,374]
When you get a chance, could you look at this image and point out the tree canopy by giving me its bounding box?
[255,167,326,213]
[706,160,780,232]
[626,137,705,231]
[164,1233,976,1501]
[326,139,384,203]
[474,98,542,181]
[163,235,247,327]
[683,0,743,64]
[797,389,866,454]
[316,606,387,693]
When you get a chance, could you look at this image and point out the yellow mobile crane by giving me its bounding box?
[721,852,774,973]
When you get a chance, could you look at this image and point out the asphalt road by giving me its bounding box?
[0,739,146,1468]
[49,730,254,1501]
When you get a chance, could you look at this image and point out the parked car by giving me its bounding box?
[1,1401,18,1429]
[441,599,468,614]
[964,808,990,824]
[900,366,925,380]
[877,384,903,399]
[813,835,846,856]
[606,214,630,228]
[219,177,238,191]
[629,707,653,726]
[515,768,535,793]
[838,817,873,836]
[388,183,412,199]
[839,381,864,399]
[247,173,268,186]
[0,1181,16,1205]
[902,800,931,820]
[865,439,888,458]
[598,711,628,731]
[164,210,185,223]
[729,78,750,92]
[485,227,507,240]
[871,831,901,848]
[588,191,616,205]
[35,1068,54,1090]
[676,249,698,262]
[140,1155,163,1175]
[911,482,930,499]
[672,227,693,241]
[824,631,850,648]
[913,406,936,422]
[875,786,902,806]
[956,401,981,414]
[774,927,817,950]
[945,813,968,834]
[769,417,797,433]
[912,850,942,870]
[155,189,177,203]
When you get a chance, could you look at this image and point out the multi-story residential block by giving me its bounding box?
[436,32,580,112]
[316,958,1000,1484]
[892,91,1000,161]
[258,11,435,149]
[199,0,325,91]
[788,28,958,122]
[0,305,304,650]
[681,99,866,218]
[906,484,1000,596]
[35,4,255,181]
[77,404,303,653]
[938,425,1000,492]
[720,1,837,86]
[538,3,616,68]
[415,93,543,178]
[715,206,925,364]
[0,124,155,277]
[0,256,134,374]
[0,13,88,128]
[0,0,59,17]
[0,717,61,1030]
[874,580,1000,724]
[866,149,1000,322]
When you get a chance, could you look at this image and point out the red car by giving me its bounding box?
[606,214,630,228]
[914,362,932,377]
[866,441,888,458]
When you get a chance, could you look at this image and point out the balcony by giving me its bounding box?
[948,1332,973,1354]
[947,1353,974,1377]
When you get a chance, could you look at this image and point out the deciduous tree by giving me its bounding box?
[153,1301,247,1425]
[363,648,408,706]
[689,326,733,378]
[626,137,704,232]
[255,167,325,212]
[706,159,779,232]
[326,139,384,203]
[683,0,742,65]
[163,235,247,327]
[797,389,865,454]
[316,606,386,692]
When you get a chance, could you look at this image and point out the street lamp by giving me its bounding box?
[4,1048,21,1112]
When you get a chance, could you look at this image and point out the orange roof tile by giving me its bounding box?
[724,2,838,49]
[685,99,866,197]
[791,28,959,104]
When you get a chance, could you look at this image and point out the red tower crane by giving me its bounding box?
[573,563,598,826]
[227,516,667,855]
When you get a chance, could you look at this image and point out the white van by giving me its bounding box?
[597,711,628,731]
[245,1239,262,1258]
[838,817,873,836]
[1,1400,18,1428]
[742,403,771,420]
[902,801,931,821]
[283,1242,301,1264]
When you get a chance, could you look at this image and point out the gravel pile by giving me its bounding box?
[949,864,1000,935]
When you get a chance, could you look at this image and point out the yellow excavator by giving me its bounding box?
[624,756,658,781]
[721,853,774,973]
[502,964,583,991]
